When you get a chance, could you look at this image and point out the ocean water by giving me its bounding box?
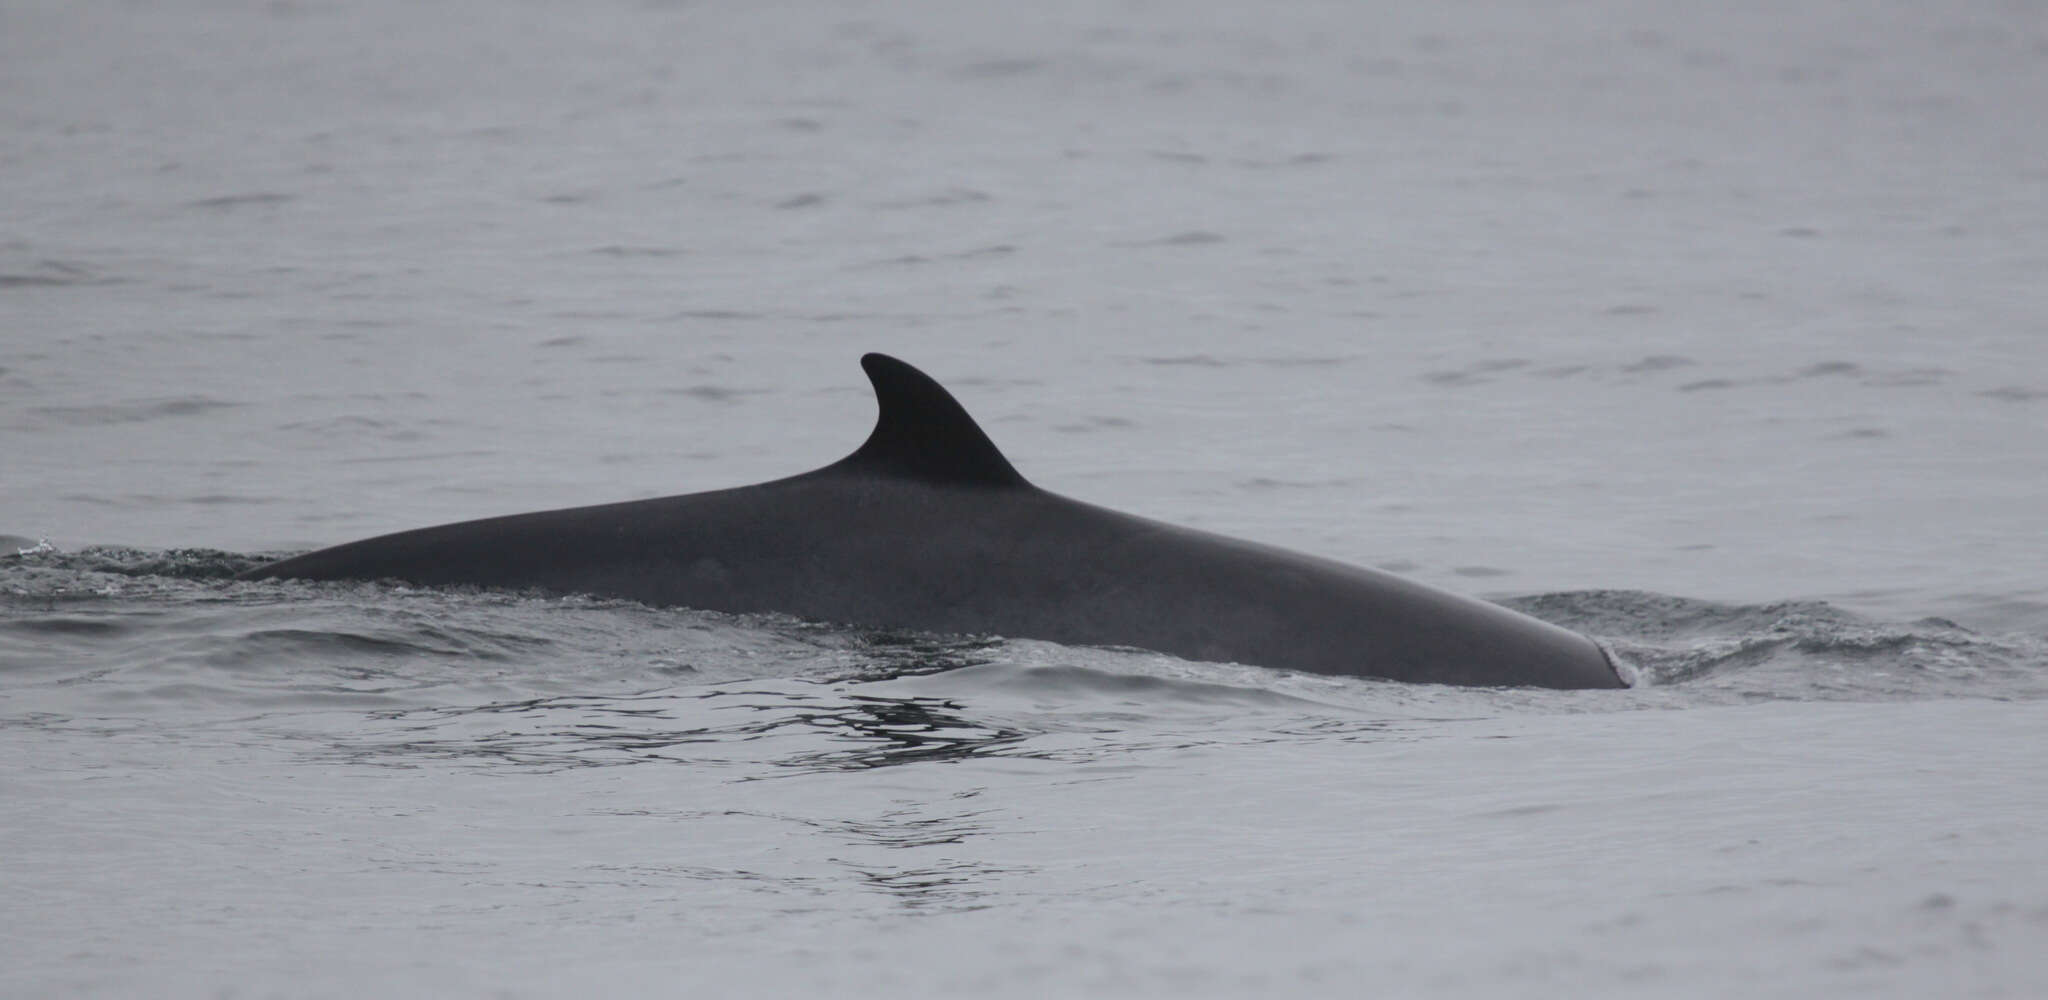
[5,1,2047,996]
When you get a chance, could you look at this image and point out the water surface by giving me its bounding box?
[5,1,2046,996]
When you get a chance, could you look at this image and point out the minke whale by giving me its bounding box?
[244,354,1624,688]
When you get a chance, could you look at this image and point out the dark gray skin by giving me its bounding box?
[244,354,1624,688]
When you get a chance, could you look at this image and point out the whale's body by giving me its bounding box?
[245,354,1623,689]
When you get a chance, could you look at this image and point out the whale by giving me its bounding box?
[243,354,1624,688]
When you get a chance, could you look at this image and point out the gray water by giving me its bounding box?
[5,1,2047,996]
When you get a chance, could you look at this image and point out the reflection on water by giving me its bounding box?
[824,629,1005,682]
[774,793,1022,911]
[776,695,1031,772]
[318,684,1038,912]
[846,857,1019,912]
[322,688,1034,775]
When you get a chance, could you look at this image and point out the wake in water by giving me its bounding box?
[7,545,2046,1000]
[4,546,2043,711]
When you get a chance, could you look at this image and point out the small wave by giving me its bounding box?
[2,545,268,581]
[2,616,132,638]
[0,535,54,556]
[18,396,240,429]
[1508,590,2048,700]
[228,626,526,663]
[894,660,1331,711]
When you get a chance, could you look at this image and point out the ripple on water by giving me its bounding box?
[5,548,2044,721]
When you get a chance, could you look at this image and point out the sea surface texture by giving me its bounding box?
[5,1,2046,997]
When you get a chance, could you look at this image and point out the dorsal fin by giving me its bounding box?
[828,353,1029,487]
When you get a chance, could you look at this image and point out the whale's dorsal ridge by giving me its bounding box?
[245,351,1625,688]
[831,353,1029,488]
